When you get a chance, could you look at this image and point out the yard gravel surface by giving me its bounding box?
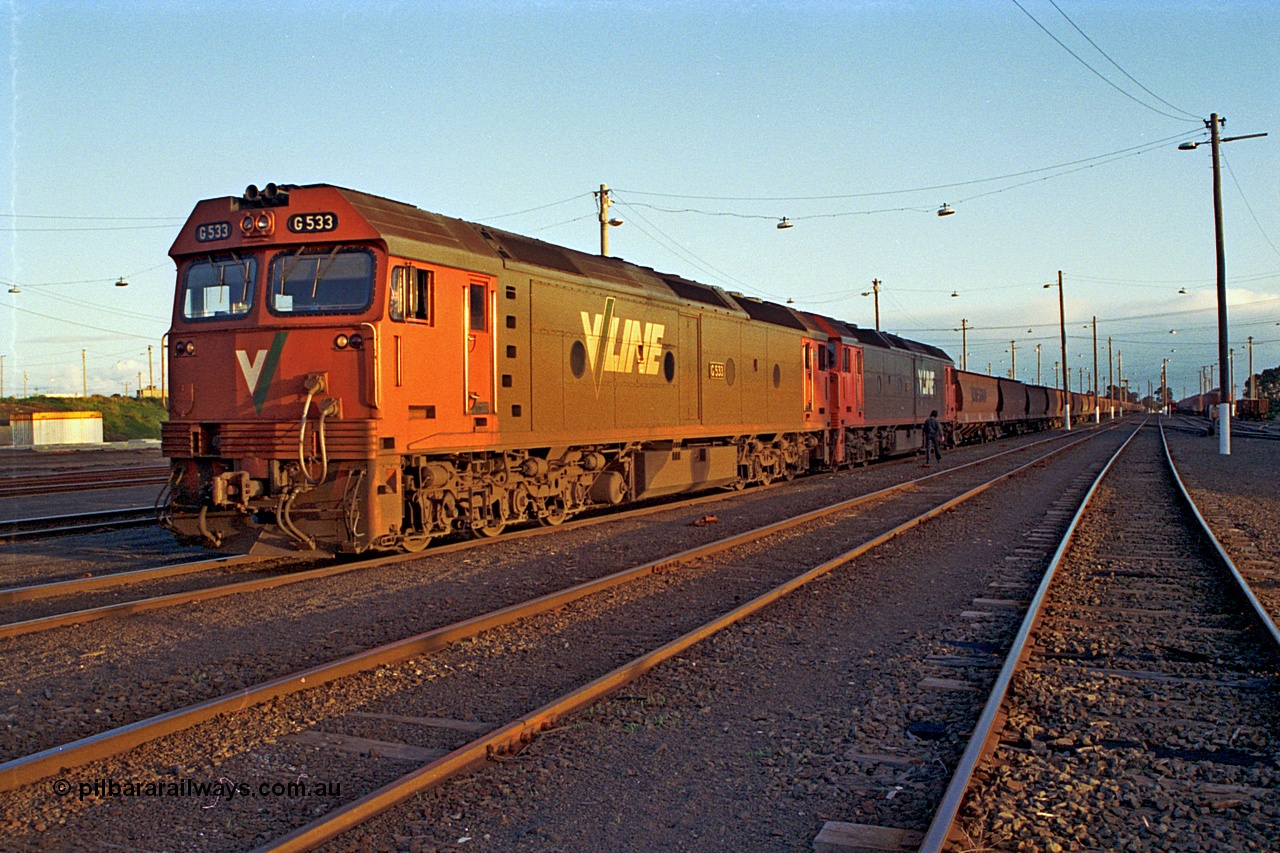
[955,426,1280,852]
[1165,427,1280,624]
[0,422,1131,850]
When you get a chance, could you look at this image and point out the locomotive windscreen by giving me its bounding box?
[181,255,257,320]
[268,248,375,314]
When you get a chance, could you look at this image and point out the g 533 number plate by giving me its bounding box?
[288,212,339,233]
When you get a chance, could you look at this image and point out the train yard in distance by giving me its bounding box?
[0,414,1276,853]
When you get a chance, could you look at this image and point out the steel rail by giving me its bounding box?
[0,468,170,498]
[0,507,155,540]
[0,555,261,605]
[254,425,1123,852]
[915,419,1145,853]
[1160,421,1280,650]
[0,424,1110,794]
[0,425,1104,641]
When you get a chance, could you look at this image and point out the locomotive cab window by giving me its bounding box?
[469,283,487,331]
[181,255,256,320]
[267,247,374,315]
[390,266,432,323]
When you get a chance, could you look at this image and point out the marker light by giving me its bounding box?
[334,334,350,349]
[348,333,364,350]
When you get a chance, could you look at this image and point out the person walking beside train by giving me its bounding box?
[923,409,943,465]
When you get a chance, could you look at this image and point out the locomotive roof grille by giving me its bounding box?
[659,275,732,309]
[485,232,581,276]
[734,298,809,331]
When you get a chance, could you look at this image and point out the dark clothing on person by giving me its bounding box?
[922,414,943,463]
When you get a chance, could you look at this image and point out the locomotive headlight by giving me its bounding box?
[240,215,256,234]
[255,213,272,233]
[334,334,350,349]
[348,333,364,350]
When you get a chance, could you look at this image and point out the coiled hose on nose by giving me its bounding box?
[298,378,334,487]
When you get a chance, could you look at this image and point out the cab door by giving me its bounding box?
[464,278,496,425]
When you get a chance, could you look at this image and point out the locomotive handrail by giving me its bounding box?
[359,321,380,409]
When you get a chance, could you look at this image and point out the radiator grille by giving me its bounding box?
[163,421,377,459]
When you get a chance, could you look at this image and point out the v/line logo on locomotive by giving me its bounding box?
[581,297,666,385]
[235,332,289,414]
[916,367,937,396]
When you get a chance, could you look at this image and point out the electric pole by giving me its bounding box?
[1247,336,1254,399]
[865,280,881,331]
[82,349,87,397]
[1108,336,1114,417]
[1092,316,1100,422]
[596,184,623,256]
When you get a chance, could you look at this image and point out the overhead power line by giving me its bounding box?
[614,130,1197,205]
[1045,0,1201,121]
[1221,151,1280,260]
[1010,0,1201,123]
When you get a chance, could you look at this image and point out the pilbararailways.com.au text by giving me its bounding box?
[53,776,341,804]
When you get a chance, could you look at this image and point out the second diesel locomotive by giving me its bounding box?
[160,184,1114,555]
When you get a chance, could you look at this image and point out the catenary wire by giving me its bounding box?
[1222,151,1280,260]
[477,193,594,222]
[1009,0,1202,123]
[1045,0,1201,121]
[613,131,1198,203]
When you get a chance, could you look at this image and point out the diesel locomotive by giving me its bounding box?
[160,183,1117,555]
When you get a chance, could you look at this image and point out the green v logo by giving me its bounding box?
[236,332,288,414]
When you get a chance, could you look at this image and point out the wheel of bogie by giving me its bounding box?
[474,519,505,538]
[538,501,568,527]
[400,534,432,553]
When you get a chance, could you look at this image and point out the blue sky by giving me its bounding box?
[2,0,1276,399]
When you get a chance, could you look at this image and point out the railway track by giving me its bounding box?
[914,421,1280,851]
[0,425,1108,643]
[0,507,156,541]
[0,421,1129,850]
[0,465,170,498]
[1163,412,1279,441]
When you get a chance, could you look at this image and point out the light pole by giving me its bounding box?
[1108,337,1114,418]
[1229,348,1235,403]
[1009,340,1016,380]
[1091,316,1099,423]
[1247,335,1254,400]
[595,184,623,257]
[1044,271,1070,430]
[1162,358,1169,415]
[1036,344,1042,386]
[1179,115,1267,454]
[861,280,881,331]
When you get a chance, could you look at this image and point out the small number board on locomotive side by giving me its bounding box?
[288,212,339,234]
[194,222,232,242]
